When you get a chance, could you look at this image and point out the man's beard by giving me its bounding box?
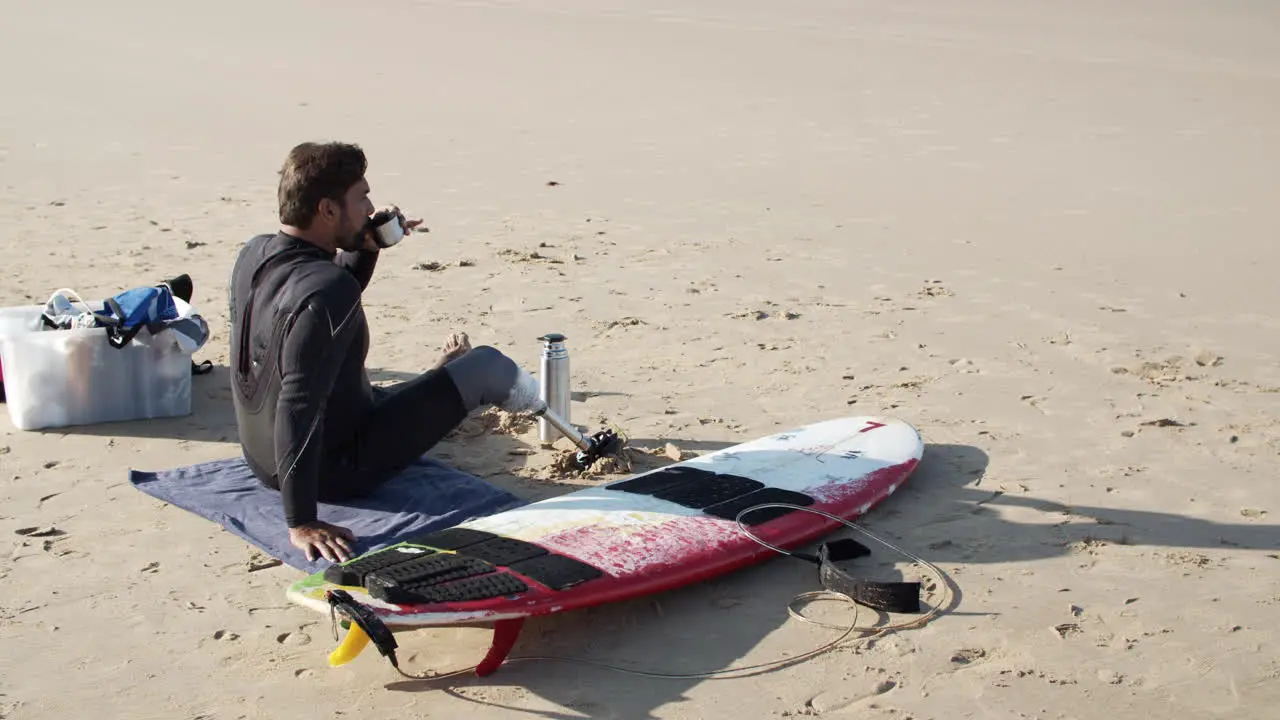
[335,210,367,252]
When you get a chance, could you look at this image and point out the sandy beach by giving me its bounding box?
[2,0,1278,717]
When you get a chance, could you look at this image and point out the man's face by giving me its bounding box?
[332,177,375,251]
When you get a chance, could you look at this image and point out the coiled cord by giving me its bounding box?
[397,503,952,681]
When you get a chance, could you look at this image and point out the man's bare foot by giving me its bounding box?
[436,331,472,368]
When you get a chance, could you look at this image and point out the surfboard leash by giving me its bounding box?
[325,589,409,675]
[325,589,491,682]
[734,503,931,616]
[324,504,953,683]
[490,503,953,680]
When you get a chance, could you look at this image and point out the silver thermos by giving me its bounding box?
[538,333,571,443]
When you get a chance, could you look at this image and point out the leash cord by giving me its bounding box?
[394,503,952,681]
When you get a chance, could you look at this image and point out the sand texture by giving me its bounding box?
[1,0,1278,718]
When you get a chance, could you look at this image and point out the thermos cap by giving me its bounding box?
[538,333,566,343]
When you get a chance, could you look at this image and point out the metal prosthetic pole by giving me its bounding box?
[529,401,620,470]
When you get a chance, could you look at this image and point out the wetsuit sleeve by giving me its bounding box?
[333,249,379,290]
[273,286,363,527]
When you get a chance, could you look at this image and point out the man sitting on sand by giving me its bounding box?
[228,141,541,564]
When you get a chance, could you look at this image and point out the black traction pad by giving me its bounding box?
[462,537,549,567]
[369,527,617,596]
[404,526,499,551]
[652,472,765,509]
[608,465,717,496]
[372,570,530,605]
[508,553,606,590]
[364,552,494,592]
[703,487,816,525]
[323,545,438,587]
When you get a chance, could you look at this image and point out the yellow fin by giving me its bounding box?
[328,622,371,667]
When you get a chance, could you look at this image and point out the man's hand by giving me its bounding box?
[361,205,424,251]
[289,521,356,563]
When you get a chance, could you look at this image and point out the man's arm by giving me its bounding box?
[333,248,379,291]
[273,285,363,530]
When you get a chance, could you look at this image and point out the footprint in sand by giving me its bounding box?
[950,648,988,666]
[1115,350,1225,386]
[276,631,311,646]
[805,678,897,714]
[14,526,63,538]
[246,550,283,573]
[918,280,954,298]
[1052,623,1083,639]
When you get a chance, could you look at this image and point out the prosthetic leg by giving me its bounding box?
[528,401,622,470]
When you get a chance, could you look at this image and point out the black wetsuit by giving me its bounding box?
[228,232,470,528]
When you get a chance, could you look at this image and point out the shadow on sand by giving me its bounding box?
[27,363,240,444]
[41,364,635,450]
[374,439,1276,719]
[367,443,983,717]
[29,360,667,515]
[33,379,1277,719]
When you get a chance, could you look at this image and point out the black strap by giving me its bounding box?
[793,538,921,614]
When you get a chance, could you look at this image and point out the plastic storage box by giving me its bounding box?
[0,299,198,430]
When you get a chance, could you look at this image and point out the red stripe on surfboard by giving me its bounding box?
[447,458,917,617]
[533,458,917,582]
[365,458,919,621]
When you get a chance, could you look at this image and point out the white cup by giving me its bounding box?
[371,213,406,248]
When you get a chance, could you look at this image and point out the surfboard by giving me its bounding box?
[285,414,923,675]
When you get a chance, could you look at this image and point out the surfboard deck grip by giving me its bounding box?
[652,473,765,509]
[607,465,716,495]
[364,553,495,598]
[323,545,440,587]
[404,527,499,551]
[460,537,550,567]
[703,488,817,525]
[373,570,530,605]
[508,553,605,591]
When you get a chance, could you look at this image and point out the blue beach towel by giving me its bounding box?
[129,456,525,574]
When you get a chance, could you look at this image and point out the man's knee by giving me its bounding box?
[455,345,514,380]
[442,345,521,411]
[463,344,505,364]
